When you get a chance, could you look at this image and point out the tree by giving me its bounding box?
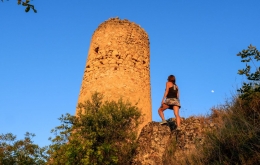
[237,44,260,100]
[0,132,48,164]
[1,0,37,13]
[48,92,142,165]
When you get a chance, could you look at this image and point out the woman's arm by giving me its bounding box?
[177,86,180,100]
[161,82,170,104]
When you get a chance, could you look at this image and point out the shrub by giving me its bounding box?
[48,92,142,165]
[0,132,48,165]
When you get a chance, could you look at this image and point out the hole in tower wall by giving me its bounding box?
[114,67,117,70]
[87,65,90,68]
[116,55,121,59]
[143,61,146,64]
[95,47,99,53]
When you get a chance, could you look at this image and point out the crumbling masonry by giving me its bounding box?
[76,18,152,129]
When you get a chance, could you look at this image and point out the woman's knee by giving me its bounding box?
[174,112,180,118]
[174,113,180,118]
[158,108,165,112]
[158,106,167,112]
[158,107,163,112]
[158,108,162,113]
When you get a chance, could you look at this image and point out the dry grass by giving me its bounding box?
[181,93,260,165]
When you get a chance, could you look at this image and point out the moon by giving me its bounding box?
[211,90,214,93]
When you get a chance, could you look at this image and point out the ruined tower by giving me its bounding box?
[76,17,152,129]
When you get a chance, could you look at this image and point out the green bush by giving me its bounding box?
[48,92,142,165]
[0,132,48,165]
[237,44,260,100]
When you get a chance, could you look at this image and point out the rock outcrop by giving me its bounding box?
[131,117,217,165]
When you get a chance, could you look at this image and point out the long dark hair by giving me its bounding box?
[167,75,176,84]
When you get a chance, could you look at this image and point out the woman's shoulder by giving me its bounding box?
[169,82,178,88]
[166,82,174,87]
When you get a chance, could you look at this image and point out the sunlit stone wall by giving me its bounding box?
[76,17,152,130]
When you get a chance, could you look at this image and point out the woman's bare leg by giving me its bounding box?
[158,104,169,121]
[173,106,181,127]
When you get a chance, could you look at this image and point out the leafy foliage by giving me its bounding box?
[48,92,142,165]
[237,44,260,99]
[1,0,37,13]
[180,45,260,165]
[0,132,48,165]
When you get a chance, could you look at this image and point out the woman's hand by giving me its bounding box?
[161,82,170,105]
[161,99,165,105]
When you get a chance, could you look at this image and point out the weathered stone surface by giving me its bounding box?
[132,117,217,165]
[131,122,172,165]
[76,17,152,131]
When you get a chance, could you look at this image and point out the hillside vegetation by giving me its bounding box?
[176,44,260,165]
[180,94,260,165]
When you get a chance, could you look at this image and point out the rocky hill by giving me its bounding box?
[131,117,217,165]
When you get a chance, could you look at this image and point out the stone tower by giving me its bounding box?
[76,17,152,129]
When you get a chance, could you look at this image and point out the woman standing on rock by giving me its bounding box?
[158,75,181,129]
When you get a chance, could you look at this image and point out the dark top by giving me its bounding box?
[166,85,178,98]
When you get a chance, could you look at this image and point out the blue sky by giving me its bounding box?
[1,0,259,147]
